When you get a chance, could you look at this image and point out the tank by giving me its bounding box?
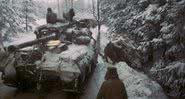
[1,19,98,95]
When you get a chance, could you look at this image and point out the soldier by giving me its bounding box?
[104,41,125,64]
[63,8,75,22]
[46,8,57,24]
[97,67,128,99]
[68,8,75,22]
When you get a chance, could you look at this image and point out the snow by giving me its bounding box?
[4,33,36,47]
[81,24,168,99]
[91,25,109,51]
[151,38,163,43]
[35,18,46,26]
[150,61,185,97]
[40,44,94,74]
[61,45,93,60]
[116,62,168,99]
[3,18,47,47]
[0,16,169,98]
[160,23,174,34]
[75,12,94,19]
[39,41,95,82]
[143,4,158,21]
[81,55,106,99]
[82,56,168,99]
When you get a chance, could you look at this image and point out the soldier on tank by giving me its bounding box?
[68,8,75,22]
[46,8,57,24]
[63,8,75,22]
[97,67,128,99]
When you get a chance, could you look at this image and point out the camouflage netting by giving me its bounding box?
[101,0,185,98]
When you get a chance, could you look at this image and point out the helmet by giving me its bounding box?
[47,8,52,12]
[105,66,119,80]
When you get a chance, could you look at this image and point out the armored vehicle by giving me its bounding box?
[0,19,98,95]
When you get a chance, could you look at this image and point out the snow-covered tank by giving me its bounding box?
[1,20,97,94]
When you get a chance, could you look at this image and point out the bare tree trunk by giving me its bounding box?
[71,0,73,8]
[92,0,96,18]
[57,0,60,18]
[94,0,101,64]
[25,0,28,32]
[65,0,68,12]
[0,33,5,52]
[97,0,101,51]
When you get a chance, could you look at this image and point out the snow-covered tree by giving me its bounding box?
[21,0,37,31]
[0,0,23,41]
[0,0,41,41]
[101,0,185,98]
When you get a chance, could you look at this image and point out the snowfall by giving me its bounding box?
[0,18,168,99]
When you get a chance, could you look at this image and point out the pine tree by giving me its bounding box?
[21,0,37,31]
[0,0,39,41]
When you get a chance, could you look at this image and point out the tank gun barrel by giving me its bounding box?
[8,34,57,52]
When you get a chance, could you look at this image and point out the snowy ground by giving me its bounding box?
[116,62,168,99]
